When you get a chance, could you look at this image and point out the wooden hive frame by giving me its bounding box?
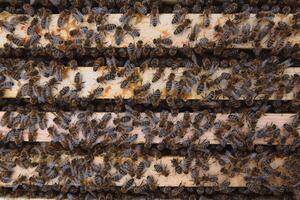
[0,13,299,48]
[0,10,299,198]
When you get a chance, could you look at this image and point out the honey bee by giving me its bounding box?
[154,163,170,177]
[166,73,175,92]
[153,36,173,47]
[73,72,84,91]
[151,89,161,106]
[170,183,185,197]
[136,161,146,179]
[189,24,200,42]
[123,24,140,38]
[146,175,157,191]
[174,19,192,35]
[1,110,14,127]
[88,86,104,100]
[40,9,51,30]
[23,3,35,16]
[133,82,151,95]
[172,7,188,24]
[196,82,204,95]
[119,8,134,25]
[71,8,84,23]
[282,6,291,15]
[0,81,14,90]
[134,2,147,15]
[27,34,41,46]
[0,20,15,33]
[121,178,135,193]
[171,158,183,174]
[152,68,164,83]
[203,8,211,27]
[44,33,64,45]
[57,10,70,29]
[6,34,25,47]
[92,32,104,48]
[150,5,159,27]
[68,60,78,70]
[27,17,39,36]
[114,26,124,45]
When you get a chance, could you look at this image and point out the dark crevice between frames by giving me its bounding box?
[0,47,299,66]
[0,99,298,113]
[0,185,296,199]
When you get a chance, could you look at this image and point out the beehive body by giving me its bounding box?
[0,1,299,199]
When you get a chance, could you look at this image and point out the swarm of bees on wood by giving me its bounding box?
[0,0,299,199]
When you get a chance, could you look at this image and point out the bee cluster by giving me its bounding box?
[0,0,299,199]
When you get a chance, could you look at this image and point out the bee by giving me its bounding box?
[114,26,124,45]
[171,158,183,174]
[203,8,211,27]
[133,83,151,95]
[282,6,291,15]
[0,20,15,33]
[172,8,188,24]
[97,72,116,84]
[126,42,135,60]
[1,111,14,127]
[92,57,105,72]
[100,23,117,32]
[174,19,191,35]
[50,62,63,82]
[40,10,51,30]
[74,72,84,91]
[166,73,175,92]
[88,86,104,99]
[151,89,161,105]
[121,178,135,193]
[291,112,300,128]
[189,24,200,41]
[71,8,83,23]
[94,32,104,47]
[283,123,299,137]
[152,68,164,83]
[57,10,70,29]
[154,163,170,177]
[227,113,243,124]
[150,6,159,27]
[23,3,35,16]
[119,8,134,25]
[0,81,14,90]
[136,161,146,179]
[44,33,64,45]
[27,17,39,36]
[134,2,147,15]
[166,49,177,59]
[27,34,41,46]
[58,86,70,98]
[6,34,25,47]
[123,24,140,38]
[196,82,204,95]
[146,175,157,191]
[68,60,78,70]
[170,183,185,197]
[153,36,173,47]
[271,39,286,55]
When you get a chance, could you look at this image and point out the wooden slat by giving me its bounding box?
[0,13,299,48]
[3,67,299,100]
[0,112,298,145]
[0,155,287,187]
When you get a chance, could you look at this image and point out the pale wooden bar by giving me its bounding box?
[2,67,299,100]
[0,155,287,187]
[0,112,297,145]
[0,13,299,48]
